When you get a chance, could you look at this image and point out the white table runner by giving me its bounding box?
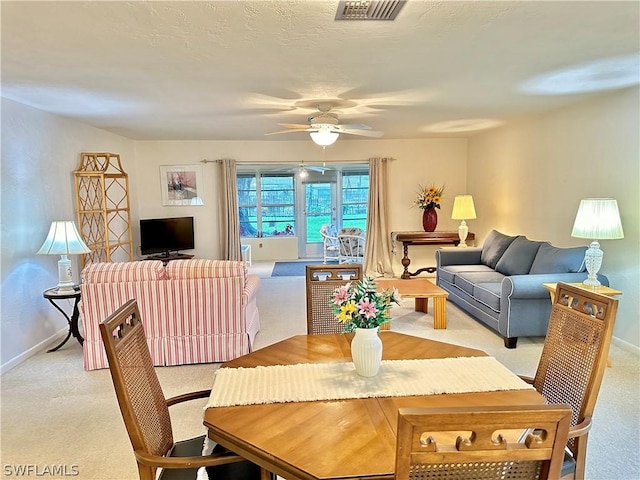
[205,356,533,408]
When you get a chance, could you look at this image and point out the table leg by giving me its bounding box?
[415,298,429,314]
[400,242,437,278]
[401,243,411,279]
[47,296,83,352]
[47,330,72,353]
[70,296,84,346]
[433,297,447,329]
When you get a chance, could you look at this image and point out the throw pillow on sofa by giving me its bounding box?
[495,236,544,276]
[529,243,586,274]
[480,230,518,269]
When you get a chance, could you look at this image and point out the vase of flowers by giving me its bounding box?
[330,276,400,376]
[415,184,445,232]
[350,327,383,377]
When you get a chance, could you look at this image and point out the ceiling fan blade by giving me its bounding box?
[307,165,330,172]
[264,128,313,136]
[339,129,384,138]
[335,123,372,130]
[277,123,312,129]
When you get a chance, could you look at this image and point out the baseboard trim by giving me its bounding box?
[0,328,68,375]
[611,336,640,356]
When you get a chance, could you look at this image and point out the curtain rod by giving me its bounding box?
[201,159,373,165]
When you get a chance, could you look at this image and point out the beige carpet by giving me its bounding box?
[1,272,638,479]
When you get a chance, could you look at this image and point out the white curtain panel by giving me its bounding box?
[219,159,241,261]
[364,157,394,277]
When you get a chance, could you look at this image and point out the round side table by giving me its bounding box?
[43,286,83,352]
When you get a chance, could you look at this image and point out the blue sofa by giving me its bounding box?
[435,230,608,348]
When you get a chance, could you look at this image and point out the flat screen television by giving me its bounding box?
[140,216,195,256]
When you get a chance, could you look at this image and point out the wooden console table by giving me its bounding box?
[392,231,475,279]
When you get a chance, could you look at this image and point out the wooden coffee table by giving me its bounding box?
[376,277,449,329]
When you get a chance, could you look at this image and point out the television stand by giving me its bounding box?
[144,253,194,265]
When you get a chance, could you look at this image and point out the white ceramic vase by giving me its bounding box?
[351,327,383,377]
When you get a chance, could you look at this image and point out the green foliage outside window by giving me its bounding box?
[238,174,296,237]
[342,173,368,230]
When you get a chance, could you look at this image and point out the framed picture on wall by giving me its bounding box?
[159,165,204,206]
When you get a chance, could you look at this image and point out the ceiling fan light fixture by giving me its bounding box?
[310,128,339,147]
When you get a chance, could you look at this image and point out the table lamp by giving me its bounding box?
[571,198,624,287]
[37,221,91,293]
[451,195,477,247]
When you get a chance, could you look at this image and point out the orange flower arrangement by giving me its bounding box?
[414,184,445,210]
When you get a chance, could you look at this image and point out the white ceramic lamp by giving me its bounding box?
[451,195,477,247]
[37,221,91,293]
[571,198,624,287]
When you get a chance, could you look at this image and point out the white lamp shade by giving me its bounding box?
[571,198,624,240]
[37,221,91,255]
[451,195,477,220]
[190,196,204,205]
[310,128,339,146]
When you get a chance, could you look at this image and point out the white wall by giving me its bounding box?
[467,87,640,349]
[0,99,136,371]
[133,138,469,275]
[4,86,636,369]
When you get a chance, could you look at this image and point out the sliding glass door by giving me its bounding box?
[237,165,369,260]
[301,179,337,258]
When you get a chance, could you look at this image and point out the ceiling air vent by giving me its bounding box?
[336,1,406,21]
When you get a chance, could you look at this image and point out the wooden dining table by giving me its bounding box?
[203,332,544,480]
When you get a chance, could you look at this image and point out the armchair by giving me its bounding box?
[319,225,340,264]
[338,227,365,264]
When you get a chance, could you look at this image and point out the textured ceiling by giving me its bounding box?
[2,1,638,141]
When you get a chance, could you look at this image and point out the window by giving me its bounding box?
[238,173,296,237]
[237,165,369,244]
[341,172,368,230]
[237,174,258,236]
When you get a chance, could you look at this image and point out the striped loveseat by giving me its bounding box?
[80,259,260,371]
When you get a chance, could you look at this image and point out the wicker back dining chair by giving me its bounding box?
[395,404,572,480]
[521,283,619,480]
[99,299,270,480]
[305,264,363,334]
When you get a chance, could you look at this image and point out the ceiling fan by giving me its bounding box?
[270,162,330,177]
[265,103,383,146]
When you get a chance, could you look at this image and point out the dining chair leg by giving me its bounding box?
[574,436,588,480]
[260,467,273,480]
[137,464,155,480]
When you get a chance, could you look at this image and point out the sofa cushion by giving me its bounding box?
[495,237,544,276]
[473,283,502,311]
[455,271,506,296]
[82,261,167,283]
[166,259,247,279]
[529,243,586,274]
[438,265,495,284]
[480,230,518,269]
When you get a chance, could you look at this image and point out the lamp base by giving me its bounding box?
[582,240,603,288]
[57,255,75,293]
[457,220,469,248]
